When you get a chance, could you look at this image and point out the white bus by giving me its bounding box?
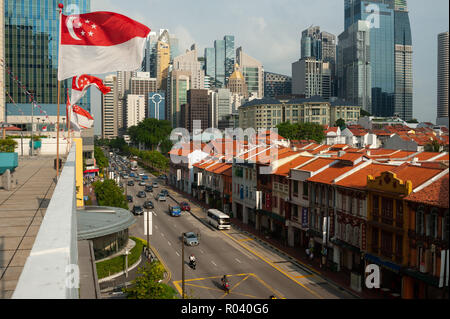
[207,209,231,230]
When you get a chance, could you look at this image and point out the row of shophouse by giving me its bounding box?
[168,137,449,299]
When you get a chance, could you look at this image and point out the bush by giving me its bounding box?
[96,237,144,279]
[0,139,18,153]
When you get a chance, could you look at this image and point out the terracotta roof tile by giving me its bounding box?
[405,174,449,208]
[297,158,336,172]
[336,163,397,189]
[273,156,314,176]
[307,161,366,185]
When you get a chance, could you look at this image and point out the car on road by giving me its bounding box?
[131,205,143,216]
[137,191,146,198]
[180,202,191,212]
[183,232,199,246]
[139,181,146,186]
[159,174,167,180]
[169,205,181,217]
[156,194,166,202]
[142,175,149,180]
[145,185,153,193]
[152,182,159,188]
[129,172,136,178]
[160,189,169,196]
[143,201,154,209]
[127,195,133,202]
[127,180,134,187]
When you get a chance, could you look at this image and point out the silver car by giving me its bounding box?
[183,232,199,246]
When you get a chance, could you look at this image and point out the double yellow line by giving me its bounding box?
[222,232,324,299]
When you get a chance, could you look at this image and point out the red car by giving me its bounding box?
[180,202,191,212]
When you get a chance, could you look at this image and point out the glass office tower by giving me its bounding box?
[214,39,226,88]
[4,0,91,117]
[224,35,235,86]
[204,47,216,85]
[344,0,412,119]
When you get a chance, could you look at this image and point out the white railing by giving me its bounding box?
[12,143,79,299]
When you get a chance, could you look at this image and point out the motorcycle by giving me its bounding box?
[189,259,196,270]
[222,281,230,294]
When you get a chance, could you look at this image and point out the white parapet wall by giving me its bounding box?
[12,138,71,156]
[12,142,79,299]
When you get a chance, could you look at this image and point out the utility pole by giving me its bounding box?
[182,232,185,299]
[30,102,34,157]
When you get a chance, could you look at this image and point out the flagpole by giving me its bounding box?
[56,3,64,178]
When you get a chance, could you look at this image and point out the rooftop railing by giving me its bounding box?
[12,143,79,299]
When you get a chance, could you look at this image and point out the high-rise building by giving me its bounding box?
[126,94,146,128]
[301,26,337,96]
[167,69,190,128]
[437,31,449,126]
[214,39,226,88]
[156,30,171,89]
[224,35,235,86]
[173,44,205,89]
[264,72,292,98]
[141,31,158,76]
[148,92,166,121]
[130,72,157,118]
[216,88,232,123]
[182,89,210,133]
[292,58,323,98]
[102,75,118,139]
[204,35,235,89]
[236,47,264,98]
[337,20,372,113]
[4,0,91,127]
[0,0,5,123]
[344,0,412,120]
[116,71,133,133]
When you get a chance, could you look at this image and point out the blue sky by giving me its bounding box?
[90,0,449,133]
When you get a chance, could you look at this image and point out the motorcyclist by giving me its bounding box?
[189,254,196,267]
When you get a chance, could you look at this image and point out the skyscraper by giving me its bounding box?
[0,0,5,123]
[167,69,190,128]
[214,39,226,88]
[173,44,205,89]
[102,75,118,139]
[156,30,171,89]
[344,0,412,120]
[236,47,264,98]
[141,31,158,76]
[148,92,166,121]
[292,58,323,98]
[204,48,216,85]
[437,32,449,126]
[4,0,91,126]
[126,95,146,128]
[224,35,235,86]
[337,20,372,113]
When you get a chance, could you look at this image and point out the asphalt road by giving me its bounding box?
[108,154,355,300]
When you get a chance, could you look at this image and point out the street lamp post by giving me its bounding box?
[181,232,185,299]
[124,249,130,289]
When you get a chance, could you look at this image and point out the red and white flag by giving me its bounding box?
[70,74,111,108]
[58,11,151,81]
[66,91,94,131]
[42,126,48,132]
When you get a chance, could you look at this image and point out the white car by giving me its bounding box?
[157,194,166,202]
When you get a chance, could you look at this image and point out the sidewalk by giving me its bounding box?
[165,184,381,299]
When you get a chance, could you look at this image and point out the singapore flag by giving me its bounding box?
[70,74,111,108]
[58,11,151,81]
[66,91,94,131]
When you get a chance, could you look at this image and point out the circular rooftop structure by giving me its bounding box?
[77,206,136,240]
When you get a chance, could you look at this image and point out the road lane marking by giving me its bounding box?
[168,241,172,246]
[153,212,157,216]
[211,260,217,267]
[294,274,316,279]
[200,249,204,254]
[220,275,250,299]
[155,225,158,229]
[161,233,165,237]
[176,251,180,257]
[222,231,323,299]
[235,258,242,263]
[237,238,253,242]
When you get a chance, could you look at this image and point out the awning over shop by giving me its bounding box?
[257,209,286,223]
[402,268,440,287]
[331,238,361,254]
[364,253,401,274]
[84,169,99,174]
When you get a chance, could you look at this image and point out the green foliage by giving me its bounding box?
[140,150,169,171]
[123,260,177,299]
[94,146,109,170]
[0,139,18,153]
[335,118,346,130]
[425,139,442,153]
[276,122,326,143]
[127,119,172,152]
[407,118,419,124]
[96,237,144,279]
[93,179,128,209]
[360,109,372,117]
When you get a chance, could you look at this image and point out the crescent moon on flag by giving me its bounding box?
[67,16,81,41]
[75,75,83,89]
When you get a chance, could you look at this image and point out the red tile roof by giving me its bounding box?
[405,173,449,208]
[297,158,336,172]
[273,156,314,176]
[307,161,366,185]
[336,163,397,189]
